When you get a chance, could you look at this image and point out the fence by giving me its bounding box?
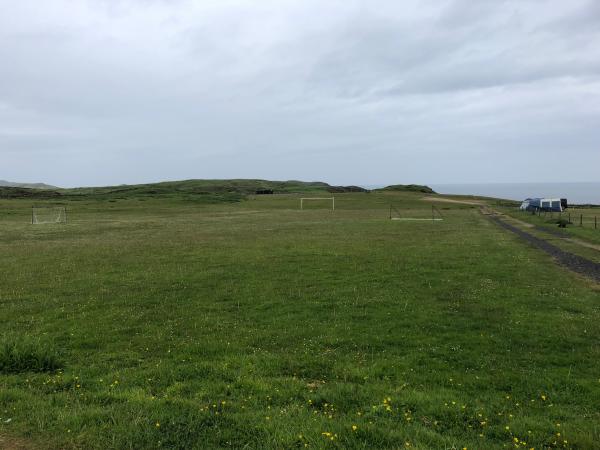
[519,208,599,229]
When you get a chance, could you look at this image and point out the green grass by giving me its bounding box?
[0,191,599,449]
[0,337,62,374]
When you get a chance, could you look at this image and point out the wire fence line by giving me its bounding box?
[517,208,599,230]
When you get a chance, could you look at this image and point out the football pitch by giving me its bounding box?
[1,192,599,449]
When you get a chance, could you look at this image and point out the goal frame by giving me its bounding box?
[31,205,68,224]
[389,204,443,222]
[300,197,335,211]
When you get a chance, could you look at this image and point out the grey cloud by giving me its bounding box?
[543,0,600,33]
[302,4,600,100]
[0,0,598,187]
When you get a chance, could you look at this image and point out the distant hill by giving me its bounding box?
[375,184,436,194]
[0,180,58,189]
[0,179,368,201]
[64,179,367,196]
[0,186,63,199]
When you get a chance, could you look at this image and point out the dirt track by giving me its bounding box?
[423,197,600,272]
[422,196,483,206]
[487,215,600,283]
[426,197,600,281]
[0,435,36,450]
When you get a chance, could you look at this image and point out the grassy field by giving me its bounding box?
[1,190,599,449]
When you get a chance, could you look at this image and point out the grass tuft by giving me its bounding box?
[0,336,63,374]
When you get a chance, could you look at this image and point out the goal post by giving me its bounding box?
[389,204,443,222]
[32,206,67,224]
[300,197,335,210]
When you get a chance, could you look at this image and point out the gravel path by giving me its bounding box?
[488,215,600,283]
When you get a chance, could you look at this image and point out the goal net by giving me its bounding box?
[300,197,335,210]
[389,204,443,222]
[32,206,67,224]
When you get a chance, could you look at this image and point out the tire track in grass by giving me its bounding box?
[487,214,600,283]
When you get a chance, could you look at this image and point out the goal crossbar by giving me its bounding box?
[300,197,335,210]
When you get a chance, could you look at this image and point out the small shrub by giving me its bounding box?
[556,218,570,228]
[0,337,63,374]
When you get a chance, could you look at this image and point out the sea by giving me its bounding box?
[361,183,600,205]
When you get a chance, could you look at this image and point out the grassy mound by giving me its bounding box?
[65,179,367,196]
[376,184,436,194]
[1,179,368,203]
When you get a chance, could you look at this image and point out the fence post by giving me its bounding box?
[580,214,583,227]
[595,216,597,229]
[569,212,571,223]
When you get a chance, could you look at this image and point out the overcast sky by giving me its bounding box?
[1,0,599,188]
